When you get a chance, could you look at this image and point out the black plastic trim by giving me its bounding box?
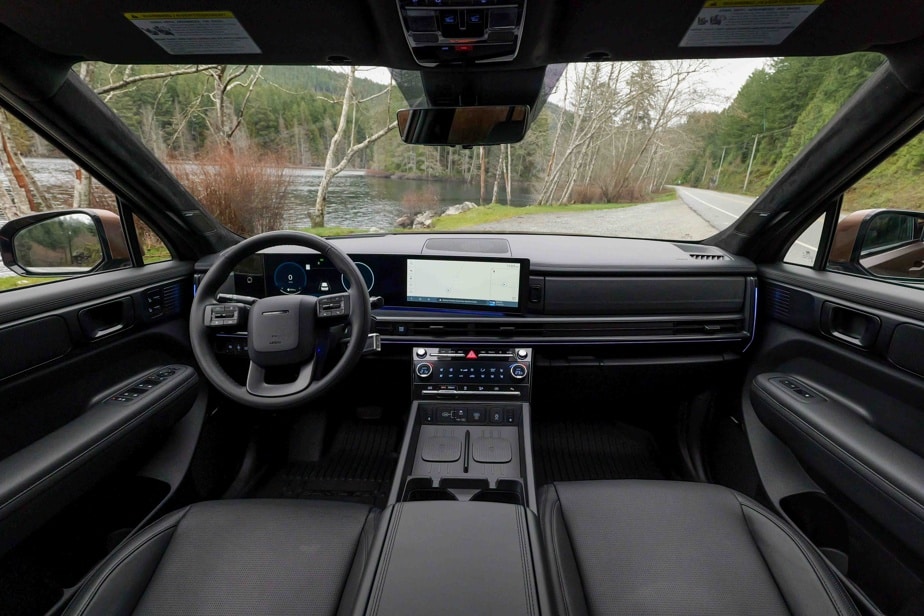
[761,264,924,325]
[0,263,192,326]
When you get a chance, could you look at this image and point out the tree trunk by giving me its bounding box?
[312,68,397,227]
[505,144,512,205]
[0,111,40,215]
[491,147,503,204]
[72,168,93,209]
[313,68,355,227]
[479,146,486,205]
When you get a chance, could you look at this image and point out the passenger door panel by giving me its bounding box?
[744,264,924,612]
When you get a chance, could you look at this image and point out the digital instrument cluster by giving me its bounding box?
[233,253,530,314]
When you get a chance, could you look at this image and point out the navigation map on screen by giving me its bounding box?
[406,259,521,308]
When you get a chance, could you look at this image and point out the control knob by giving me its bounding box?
[515,349,528,360]
[416,362,434,378]
[415,348,428,359]
[509,363,528,379]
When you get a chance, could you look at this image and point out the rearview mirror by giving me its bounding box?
[397,105,529,146]
[0,209,131,277]
[830,209,924,279]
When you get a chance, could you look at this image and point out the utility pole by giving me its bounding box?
[743,134,760,193]
[714,145,728,188]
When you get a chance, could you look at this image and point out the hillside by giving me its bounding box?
[677,54,888,200]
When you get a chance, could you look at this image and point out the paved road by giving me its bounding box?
[673,186,822,266]
[672,186,755,230]
[465,199,717,240]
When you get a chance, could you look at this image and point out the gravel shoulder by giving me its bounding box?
[460,199,719,240]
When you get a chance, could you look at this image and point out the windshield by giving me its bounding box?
[7,55,886,244]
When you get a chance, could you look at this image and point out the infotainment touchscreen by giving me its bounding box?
[405,257,529,313]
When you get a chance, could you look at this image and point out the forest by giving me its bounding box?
[3,53,921,235]
[677,54,908,200]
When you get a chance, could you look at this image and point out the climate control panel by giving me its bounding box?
[412,347,531,400]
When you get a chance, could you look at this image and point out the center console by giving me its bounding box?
[349,345,547,615]
[397,345,535,505]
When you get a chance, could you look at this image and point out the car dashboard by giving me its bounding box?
[202,233,758,353]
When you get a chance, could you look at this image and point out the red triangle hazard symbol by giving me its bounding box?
[466,350,478,359]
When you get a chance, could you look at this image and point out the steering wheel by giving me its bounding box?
[190,231,371,410]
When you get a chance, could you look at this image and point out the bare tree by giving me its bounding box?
[0,111,51,219]
[604,60,709,201]
[537,60,710,205]
[311,67,397,227]
[95,64,221,101]
[537,63,627,205]
[204,65,263,148]
[72,62,225,208]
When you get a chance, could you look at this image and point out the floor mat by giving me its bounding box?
[256,421,398,507]
[532,421,665,486]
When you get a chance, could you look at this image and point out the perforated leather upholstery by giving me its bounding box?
[64,499,379,616]
[539,481,859,616]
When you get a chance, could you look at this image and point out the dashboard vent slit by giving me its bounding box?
[375,319,745,339]
[688,253,729,261]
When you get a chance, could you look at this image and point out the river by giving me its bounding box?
[1,158,536,277]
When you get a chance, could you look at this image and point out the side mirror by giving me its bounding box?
[829,209,924,279]
[0,209,131,277]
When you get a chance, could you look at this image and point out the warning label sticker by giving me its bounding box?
[680,1,824,47]
[125,11,261,55]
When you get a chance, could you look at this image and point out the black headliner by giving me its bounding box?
[0,0,922,69]
[1,1,924,262]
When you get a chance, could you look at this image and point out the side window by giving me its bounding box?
[824,131,924,284]
[0,111,170,292]
[134,214,172,265]
[784,213,827,267]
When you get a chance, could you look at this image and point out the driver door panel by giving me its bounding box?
[0,262,200,558]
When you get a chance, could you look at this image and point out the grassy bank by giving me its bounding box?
[431,202,638,230]
[843,170,924,214]
[0,277,55,292]
[297,226,376,237]
[295,192,675,237]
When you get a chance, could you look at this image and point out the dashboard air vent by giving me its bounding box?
[688,253,729,261]
[375,318,746,340]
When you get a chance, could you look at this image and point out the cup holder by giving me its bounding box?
[403,477,525,505]
[403,477,458,502]
[406,488,459,502]
[471,479,525,505]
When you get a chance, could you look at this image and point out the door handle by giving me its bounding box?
[78,297,134,339]
[820,302,880,348]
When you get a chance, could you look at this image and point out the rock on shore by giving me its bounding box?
[395,201,478,229]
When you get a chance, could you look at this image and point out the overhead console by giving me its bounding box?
[397,0,527,66]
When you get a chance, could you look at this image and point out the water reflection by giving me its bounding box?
[283,168,534,229]
[1,158,535,277]
[19,158,535,231]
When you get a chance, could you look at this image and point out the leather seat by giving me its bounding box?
[63,499,379,616]
[539,481,859,616]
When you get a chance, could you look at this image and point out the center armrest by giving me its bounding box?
[361,501,548,616]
